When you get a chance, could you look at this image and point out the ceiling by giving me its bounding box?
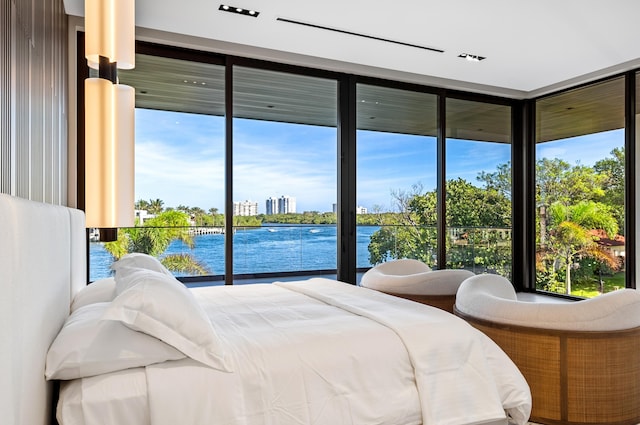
[118,54,513,143]
[63,0,640,98]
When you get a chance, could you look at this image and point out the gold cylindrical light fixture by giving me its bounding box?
[114,83,135,227]
[85,78,135,228]
[84,0,136,236]
[85,0,135,69]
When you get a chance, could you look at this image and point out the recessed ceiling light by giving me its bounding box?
[182,79,208,86]
[219,4,260,17]
[458,53,486,62]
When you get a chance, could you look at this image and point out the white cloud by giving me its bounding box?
[135,140,225,209]
[133,110,624,214]
[536,129,623,166]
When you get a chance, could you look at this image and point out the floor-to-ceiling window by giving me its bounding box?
[89,53,226,281]
[445,98,512,277]
[82,40,634,295]
[232,66,338,277]
[355,84,438,269]
[535,77,626,297]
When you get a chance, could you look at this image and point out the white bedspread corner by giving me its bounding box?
[276,278,531,425]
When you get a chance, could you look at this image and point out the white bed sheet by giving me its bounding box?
[58,368,149,425]
[58,279,530,425]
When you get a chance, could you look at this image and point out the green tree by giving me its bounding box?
[594,147,625,233]
[147,198,165,215]
[233,215,262,227]
[190,206,207,225]
[135,199,150,211]
[543,200,619,294]
[367,179,511,268]
[536,158,605,245]
[261,212,337,225]
[534,151,625,295]
[477,161,511,199]
[175,204,190,214]
[445,178,511,227]
[104,210,209,275]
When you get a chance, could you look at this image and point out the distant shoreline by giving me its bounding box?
[90,225,379,281]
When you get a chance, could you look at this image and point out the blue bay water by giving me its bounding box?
[90,225,380,281]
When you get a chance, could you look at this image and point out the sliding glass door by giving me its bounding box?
[445,98,512,277]
[232,66,338,277]
[355,83,438,270]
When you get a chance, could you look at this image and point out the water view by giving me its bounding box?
[90,225,380,281]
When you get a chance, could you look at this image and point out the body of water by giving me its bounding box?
[90,225,380,281]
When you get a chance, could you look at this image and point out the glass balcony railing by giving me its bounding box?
[89,225,513,282]
[446,226,512,278]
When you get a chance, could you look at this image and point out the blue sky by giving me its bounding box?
[134,108,624,214]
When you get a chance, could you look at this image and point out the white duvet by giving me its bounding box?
[58,278,531,425]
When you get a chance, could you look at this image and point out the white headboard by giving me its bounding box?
[0,193,86,425]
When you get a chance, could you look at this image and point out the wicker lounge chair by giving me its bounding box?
[360,259,474,313]
[454,273,640,425]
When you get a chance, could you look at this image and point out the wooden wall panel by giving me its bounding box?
[0,0,10,195]
[0,0,67,204]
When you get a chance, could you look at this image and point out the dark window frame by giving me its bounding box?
[77,33,636,295]
[530,72,636,293]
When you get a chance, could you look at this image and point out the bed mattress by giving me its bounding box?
[57,278,530,425]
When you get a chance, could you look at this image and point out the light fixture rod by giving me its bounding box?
[98,55,118,83]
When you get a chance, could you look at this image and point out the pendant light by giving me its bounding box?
[84,0,136,236]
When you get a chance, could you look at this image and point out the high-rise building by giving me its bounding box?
[278,195,296,214]
[266,197,278,215]
[233,200,258,216]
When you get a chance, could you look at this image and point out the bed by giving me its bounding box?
[0,193,532,425]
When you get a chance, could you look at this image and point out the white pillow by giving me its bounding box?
[111,252,173,274]
[103,269,234,372]
[70,277,117,312]
[111,253,173,295]
[46,302,185,380]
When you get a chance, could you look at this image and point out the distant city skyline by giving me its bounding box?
[266,195,296,215]
[134,108,624,214]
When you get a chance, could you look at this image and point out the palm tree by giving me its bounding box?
[104,209,209,275]
[135,199,150,211]
[147,198,164,215]
[176,204,190,214]
[190,207,206,225]
[545,200,619,294]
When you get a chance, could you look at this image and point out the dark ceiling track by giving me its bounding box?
[276,17,445,53]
